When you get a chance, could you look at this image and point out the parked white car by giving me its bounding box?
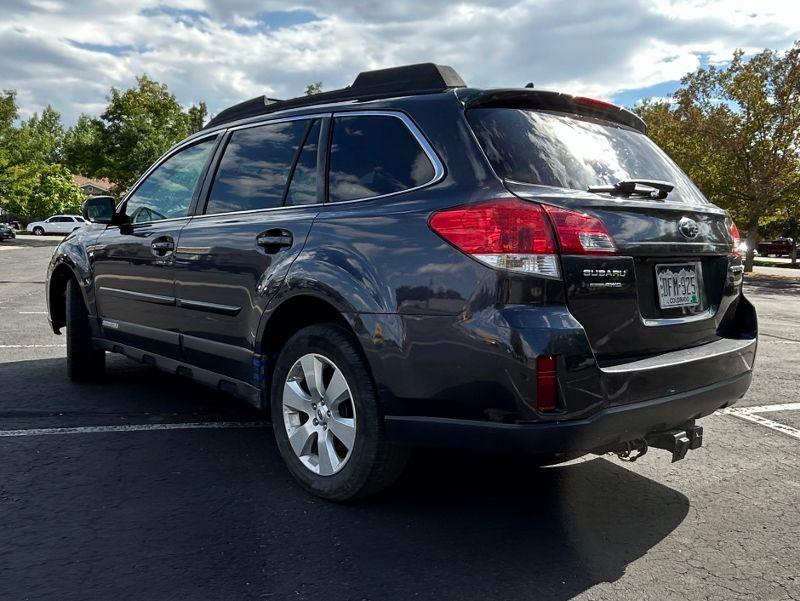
[26,215,86,235]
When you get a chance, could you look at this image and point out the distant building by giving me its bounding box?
[73,175,112,197]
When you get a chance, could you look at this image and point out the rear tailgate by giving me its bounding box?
[465,101,747,365]
[506,183,743,363]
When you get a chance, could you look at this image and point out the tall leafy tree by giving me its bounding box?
[0,90,17,137]
[0,94,83,221]
[1,163,84,220]
[8,105,65,166]
[637,43,800,271]
[0,78,210,220]
[0,90,18,210]
[187,101,208,135]
[95,75,191,193]
[63,114,103,178]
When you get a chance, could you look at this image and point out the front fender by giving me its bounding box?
[46,225,105,332]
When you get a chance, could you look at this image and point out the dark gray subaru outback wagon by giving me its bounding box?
[47,63,757,500]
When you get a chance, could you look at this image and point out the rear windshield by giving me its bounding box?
[467,108,708,204]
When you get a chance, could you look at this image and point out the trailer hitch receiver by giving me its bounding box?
[646,425,703,463]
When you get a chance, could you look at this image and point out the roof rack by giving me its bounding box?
[205,63,466,129]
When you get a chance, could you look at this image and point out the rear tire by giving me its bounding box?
[270,324,408,501]
[66,279,105,382]
[33,227,44,236]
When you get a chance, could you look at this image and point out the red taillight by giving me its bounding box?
[730,221,741,256]
[429,199,560,277]
[542,205,617,255]
[429,199,556,254]
[536,355,557,412]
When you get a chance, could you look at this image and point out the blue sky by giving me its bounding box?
[1,0,798,124]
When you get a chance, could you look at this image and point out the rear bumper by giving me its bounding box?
[384,370,751,455]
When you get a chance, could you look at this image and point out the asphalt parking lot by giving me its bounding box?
[1,238,798,601]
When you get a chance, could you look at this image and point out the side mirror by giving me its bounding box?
[82,195,118,224]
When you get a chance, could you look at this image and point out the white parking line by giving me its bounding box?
[18,311,47,314]
[722,402,800,441]
[724,402,800,415]
[0,344,66,348]
[0,421,270,437]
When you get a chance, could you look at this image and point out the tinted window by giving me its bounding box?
[328,115,435,202]
[52,217,71,222]
[126,137,216,222]
[207,120,308,214]
[285,120,320,206]
[467,108,708,205]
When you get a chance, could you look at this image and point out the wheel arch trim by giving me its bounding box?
[47,254,94,334]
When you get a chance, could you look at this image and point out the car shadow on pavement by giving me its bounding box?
[5,235,63,248]
[0,357,689,601]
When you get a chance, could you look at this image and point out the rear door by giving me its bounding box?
[92,135,219,358]
[64,216,82,232]
[50,216,73,233]
[468,107,742,363]
[173,116,325,381]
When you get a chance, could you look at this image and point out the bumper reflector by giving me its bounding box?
[536,355,557,411]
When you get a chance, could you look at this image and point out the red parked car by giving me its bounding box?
[757,238,796,257]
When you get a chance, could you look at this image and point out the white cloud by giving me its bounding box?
[1,0,798,124]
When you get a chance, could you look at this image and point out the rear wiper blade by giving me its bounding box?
[587,179,675,200]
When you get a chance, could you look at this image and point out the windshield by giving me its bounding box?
[467,108,708,204]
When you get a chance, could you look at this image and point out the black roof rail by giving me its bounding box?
[205,63,466,129]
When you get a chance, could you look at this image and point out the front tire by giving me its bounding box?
[33,226,44,236]
[66,279,105,381]
[270,324,408,501]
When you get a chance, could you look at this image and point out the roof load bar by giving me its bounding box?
[205,63,466,129]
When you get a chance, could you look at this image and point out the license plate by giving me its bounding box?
[655,263,700,309]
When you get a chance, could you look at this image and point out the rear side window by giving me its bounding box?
[328,115,435,202]
[206,120,309,214]
[467,108,708,205]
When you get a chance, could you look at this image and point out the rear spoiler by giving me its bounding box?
[459,88,647,134]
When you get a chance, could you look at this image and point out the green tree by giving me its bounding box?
[0,93,84,221]
[0,90,18,190]
[304,82,323,96]
[94,75,191,193]
[1,163,83,220]
[63,114,103,178]
[8,105,65,166]
[636,43,800,271]
[0,90,17,136]
[187,101,208,135]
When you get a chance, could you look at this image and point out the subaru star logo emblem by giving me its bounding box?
[678,217,700,239]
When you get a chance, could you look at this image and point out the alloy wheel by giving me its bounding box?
[282,353,357,476]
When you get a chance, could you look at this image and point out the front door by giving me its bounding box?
[174,117,324,382]
[92,136,218,358]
